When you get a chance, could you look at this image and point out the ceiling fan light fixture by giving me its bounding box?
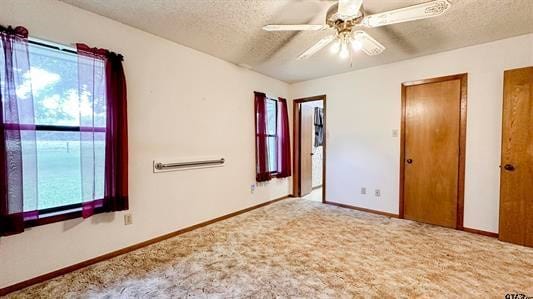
[329,39,341,54]
[351,39,363,51]
[339,42,350,59]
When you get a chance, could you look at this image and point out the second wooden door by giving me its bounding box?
[499,67,533,247]
[401,74,467,228]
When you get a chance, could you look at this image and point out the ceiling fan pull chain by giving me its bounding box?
[350,43,353,68]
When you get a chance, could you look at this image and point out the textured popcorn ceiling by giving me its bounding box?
[61,0,533,83]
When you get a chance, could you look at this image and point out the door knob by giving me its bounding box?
[406,159,413,164]
[503,164,515,171]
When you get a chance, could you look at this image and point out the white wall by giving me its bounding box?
[291,34,533,234]
[0,0,291,288]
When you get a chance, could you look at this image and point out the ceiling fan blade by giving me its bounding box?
[297,35,336,60]
[362,0,451,28]
[353,31,385,56]
[338,0,363,19]
[262,24,327,31]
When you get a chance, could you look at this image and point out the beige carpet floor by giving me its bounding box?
[7,198,533,298]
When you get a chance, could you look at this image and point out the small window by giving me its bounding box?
[2,42,106,214]
[265,98,278,173]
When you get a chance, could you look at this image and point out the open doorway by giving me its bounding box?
[293,95,326,203]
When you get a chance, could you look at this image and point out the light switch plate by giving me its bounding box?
[375,189,381,197]
[392,129,399,137]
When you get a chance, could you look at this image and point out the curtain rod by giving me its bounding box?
[28,37,77,55]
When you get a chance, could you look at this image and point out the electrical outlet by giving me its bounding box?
[124,214,133,225]
[361,187,366,195]
[250,184,256,194]
[375,189,381,197]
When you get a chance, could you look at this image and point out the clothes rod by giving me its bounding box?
[154,158,225,171]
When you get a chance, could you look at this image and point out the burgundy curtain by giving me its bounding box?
[103,52,128,213]
[254,91,272,182]
[76,44,128,217]
[276,97,291,178]
[0,26,38,236]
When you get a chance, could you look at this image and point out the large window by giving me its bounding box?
[4,41,106,214]
[266,98,278,173]
[1,27,128,236]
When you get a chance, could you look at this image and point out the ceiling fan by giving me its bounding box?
[262,0,451,60]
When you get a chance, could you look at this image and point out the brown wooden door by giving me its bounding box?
[300,104,314,196]
[402,75,466,228]
[499,67,533,247]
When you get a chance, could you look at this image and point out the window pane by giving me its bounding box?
[266,99,277,135]
[21,131,37,212]
[25,43,106,127]
[31,131,82,210]
[95,133,106,200]
[81,132,106,202]
[25,131,107,211]
[267,136,277,172]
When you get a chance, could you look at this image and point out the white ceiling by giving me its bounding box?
[61,0,533,83]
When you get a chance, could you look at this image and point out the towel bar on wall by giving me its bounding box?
[153,158,225,172]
